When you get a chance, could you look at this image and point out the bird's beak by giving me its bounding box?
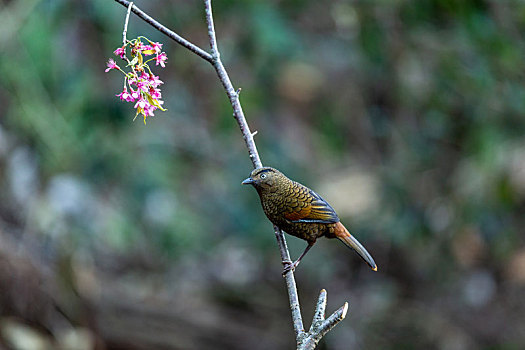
[242,177,255,185]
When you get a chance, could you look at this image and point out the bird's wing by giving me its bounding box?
[283,185,339,224]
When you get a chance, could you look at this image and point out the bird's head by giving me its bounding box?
[242,167,285,192]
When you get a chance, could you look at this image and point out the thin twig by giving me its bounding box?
[122,1,133,45]
[204,0,219,58]
[111,1,349,348]
[320,302,348,337]
[203,0,261,168]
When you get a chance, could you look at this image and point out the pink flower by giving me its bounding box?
[136,80,148,92]
[151,42,163,53]
[130,88,140,100]
[154,52,167,67]
[106,37,168,123]
[116,87,134,102]
[105,59,119,72]
[114,46,126,59]
[134,98,148,110]
[148,73,163,87]
[148,86,162,99]
[145,104,156,117]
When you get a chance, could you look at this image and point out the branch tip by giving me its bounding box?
[312,289,327,323]
[341,302,349,319]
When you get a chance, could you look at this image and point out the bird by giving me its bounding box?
[242,167,377,274]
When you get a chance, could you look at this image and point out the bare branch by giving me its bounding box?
[274,226,304,337]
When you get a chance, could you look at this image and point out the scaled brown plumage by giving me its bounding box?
[242,167,377,274]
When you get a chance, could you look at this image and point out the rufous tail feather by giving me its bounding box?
[334,221,377,271]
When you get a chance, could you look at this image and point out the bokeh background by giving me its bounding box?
[1,0,525,349]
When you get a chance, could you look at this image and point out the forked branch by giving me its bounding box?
[112,0,349,347]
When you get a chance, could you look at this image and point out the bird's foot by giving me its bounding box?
[282,260,300,276]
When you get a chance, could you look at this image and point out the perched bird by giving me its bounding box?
[242,167,377,274]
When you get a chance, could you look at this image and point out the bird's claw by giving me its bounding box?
[282,260,299,276]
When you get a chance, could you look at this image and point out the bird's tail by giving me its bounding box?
[334,221,378,271]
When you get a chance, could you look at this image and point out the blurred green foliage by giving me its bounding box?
[1,0,525,349]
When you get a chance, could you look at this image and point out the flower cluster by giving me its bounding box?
[105,37,168,124]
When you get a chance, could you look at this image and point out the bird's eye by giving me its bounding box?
[260,173,267,179]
